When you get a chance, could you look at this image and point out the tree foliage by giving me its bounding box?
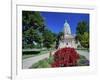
[43,30,56,48]
[22,11,56,49]
[80,32,89,48]
[76,21,89,48]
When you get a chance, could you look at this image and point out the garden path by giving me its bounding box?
[22,50,56,69]
[77,50,89,60]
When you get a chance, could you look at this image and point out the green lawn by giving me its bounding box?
[22,49,55,59]
[77,55,89,66]
[29,56,54,68]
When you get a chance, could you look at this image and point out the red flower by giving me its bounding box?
[51,47,79,67]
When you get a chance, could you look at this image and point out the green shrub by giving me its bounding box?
[77,55,89,66]
[23,51,40,55]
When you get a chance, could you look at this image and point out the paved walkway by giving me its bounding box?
[76,50,89,60]
[22,51,56,69]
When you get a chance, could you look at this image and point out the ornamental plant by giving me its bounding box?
[51,47,79,67]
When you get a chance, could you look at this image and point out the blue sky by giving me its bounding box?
[40,12,89,34]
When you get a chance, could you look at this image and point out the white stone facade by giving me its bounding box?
[58,20,78,49]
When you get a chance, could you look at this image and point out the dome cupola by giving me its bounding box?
[64,20,71,35]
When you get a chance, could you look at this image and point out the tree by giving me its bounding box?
[23,27,43,48]
[22,11,57,49]
[76,21,89,48]
[57,32,64,40]
[43,29,56,48]
[76,21,88,36]
[55,32,64,49]
[80,32,89,48]
[22,11,45,48]
[22,11,45,31]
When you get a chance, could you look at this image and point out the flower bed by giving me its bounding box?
[51,47,80,67]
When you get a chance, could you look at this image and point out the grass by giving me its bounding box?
[77,55,89,66]
[29,54,89,68]
[30,59,51,68]
[22,49,55,59]
[29,56,54,68]
[76,48,89,52]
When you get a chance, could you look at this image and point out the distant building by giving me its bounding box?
[58,20,80,49]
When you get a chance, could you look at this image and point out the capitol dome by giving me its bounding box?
[58,19,78,49]
[64,20,71,35]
